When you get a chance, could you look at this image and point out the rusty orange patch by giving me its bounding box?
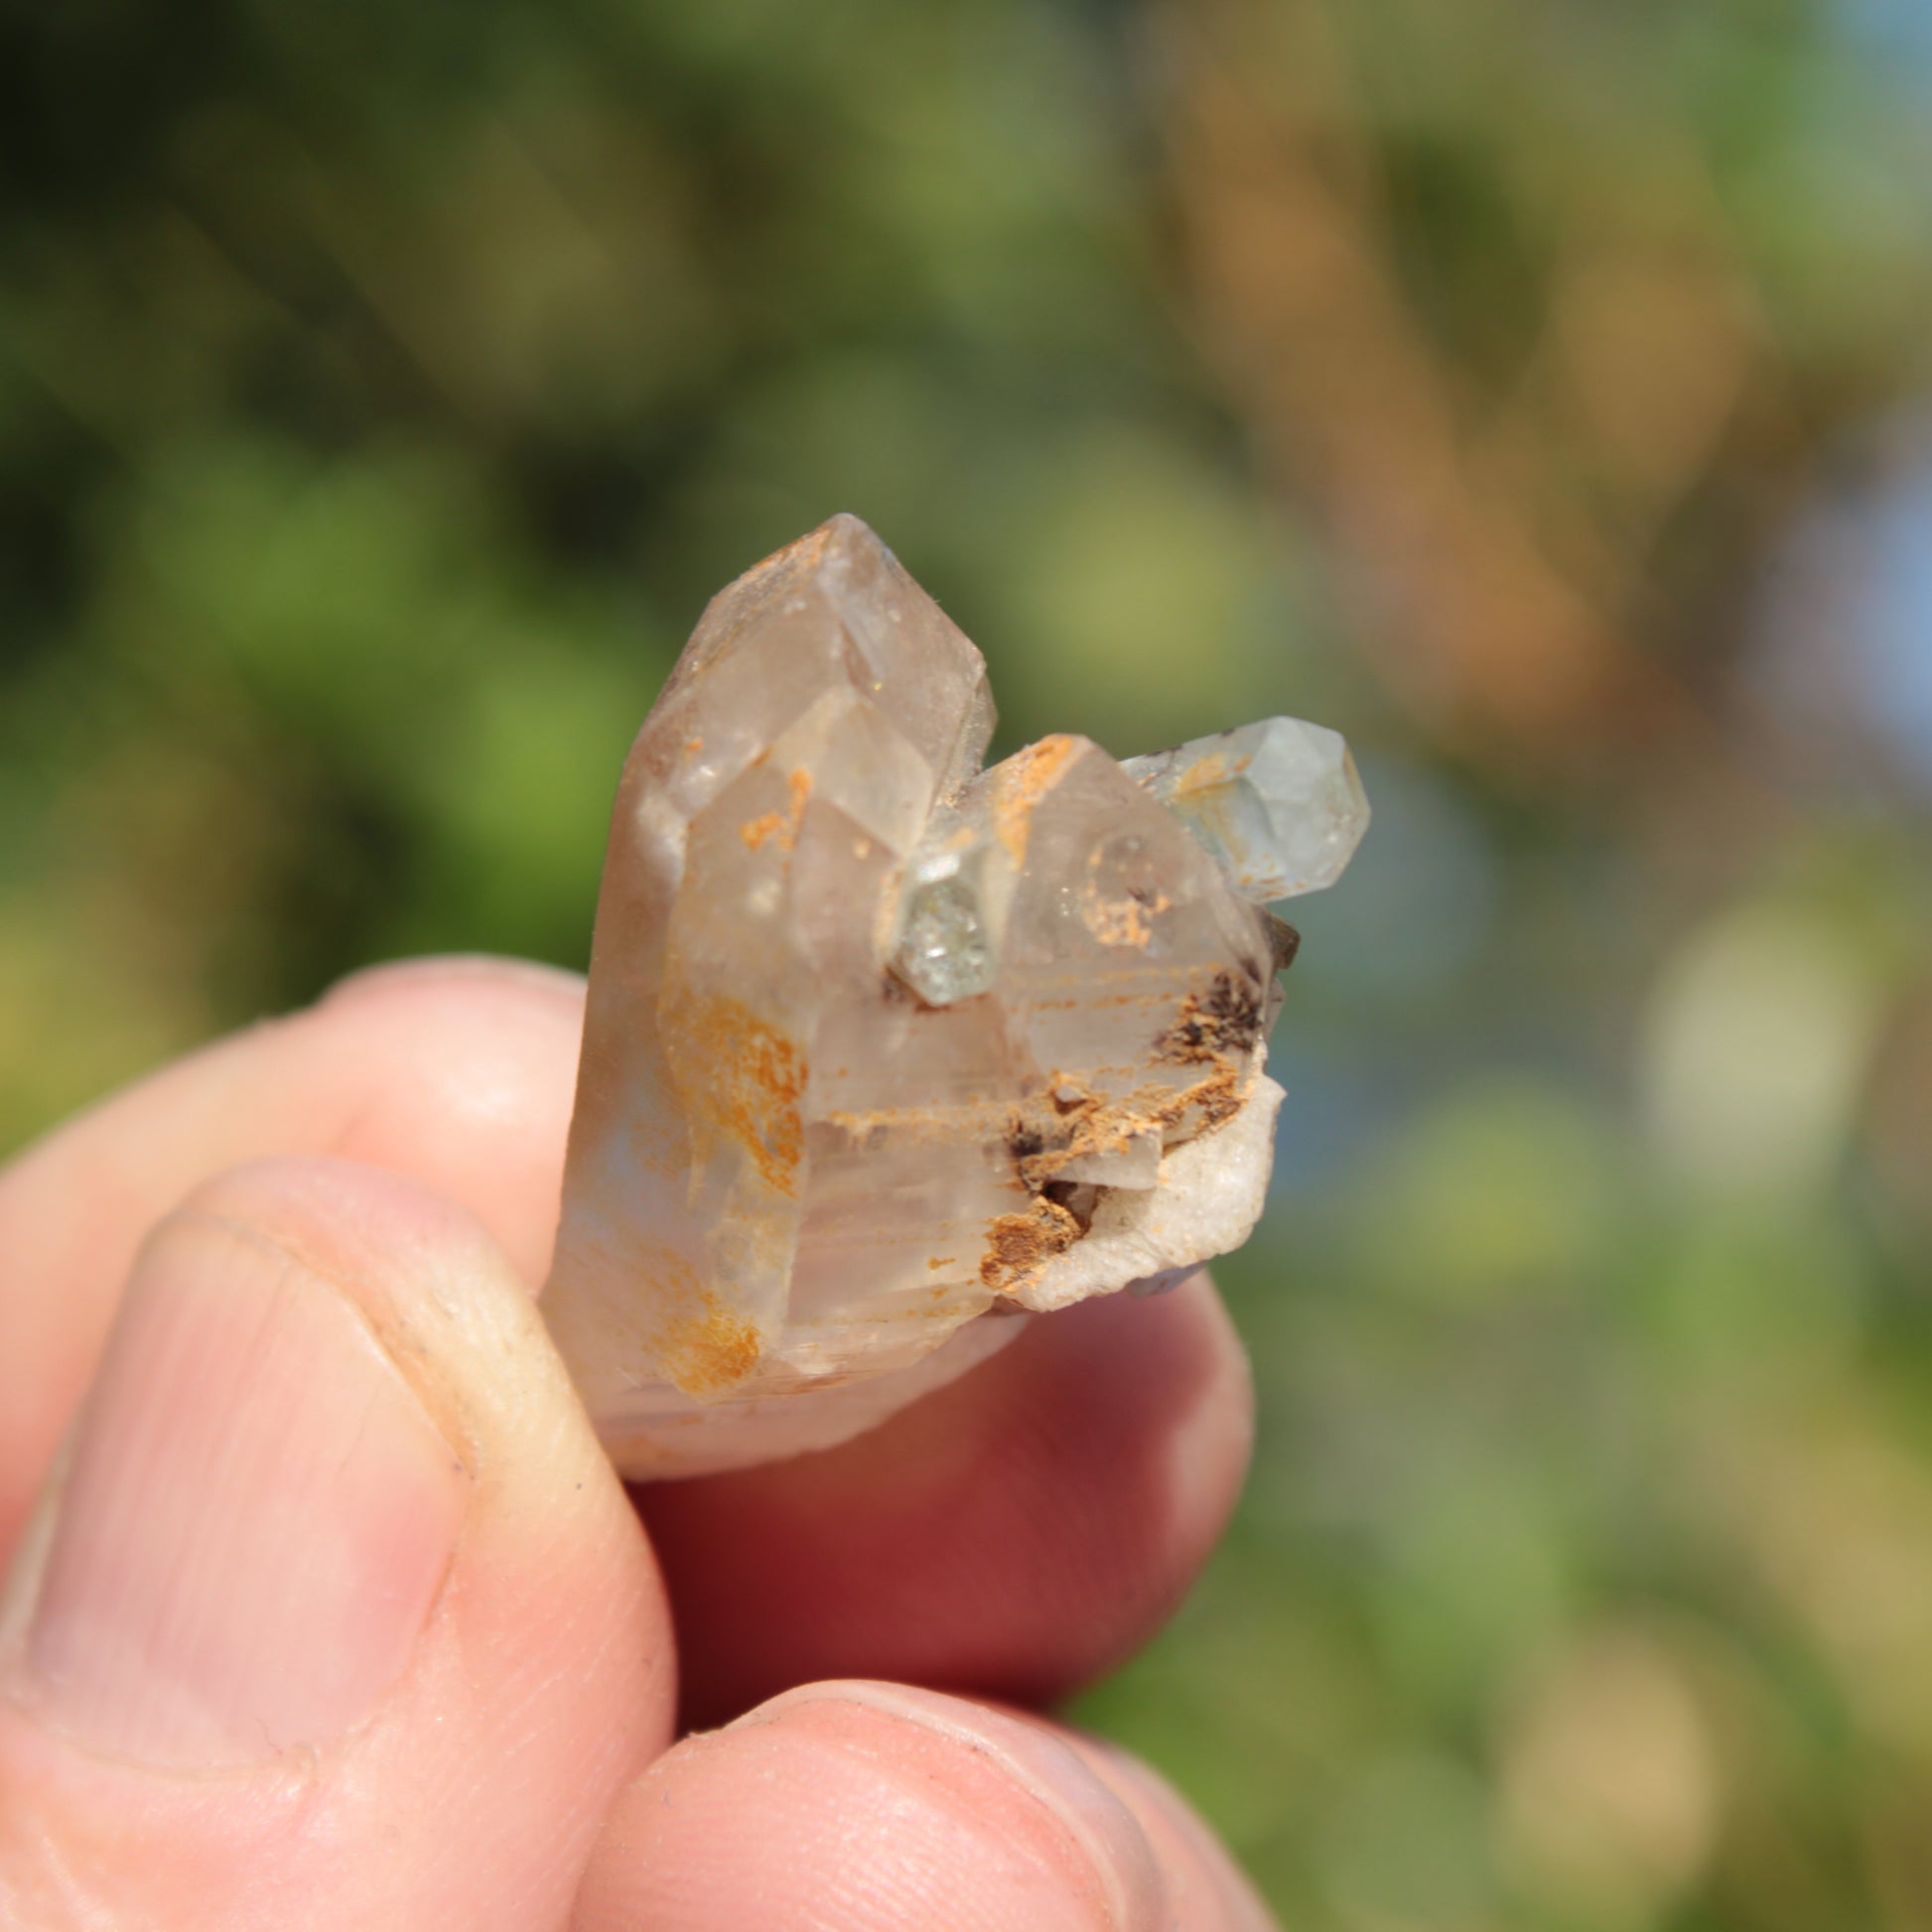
[739,765,814,853]
[990,734,1080,865]
[980,1196,1083,1294]
[660,986,808,1196]
[1173,749,1234,794]
[1005,1035,1255,1193]
[658,1292,764,1395]
[1081,888,1165,948]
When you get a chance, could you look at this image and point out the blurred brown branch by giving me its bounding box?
[1157,0,1773,777]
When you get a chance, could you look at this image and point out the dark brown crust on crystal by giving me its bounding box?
[1155,970,1264,1066]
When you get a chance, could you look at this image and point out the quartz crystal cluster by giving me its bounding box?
[543,515,1368,1475]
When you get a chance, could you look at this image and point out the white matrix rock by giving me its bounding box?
[542,515,1367,1476]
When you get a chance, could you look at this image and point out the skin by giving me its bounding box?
[0,957,1279,1930]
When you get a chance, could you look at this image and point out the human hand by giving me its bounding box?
[0,958,1276,1929]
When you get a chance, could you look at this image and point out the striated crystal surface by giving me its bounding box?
[1122,717,1370,901]
[542,516,1363,1476]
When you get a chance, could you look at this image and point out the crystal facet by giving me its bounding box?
[889,815,1009,1006]
[1122,717,1370,901]
[895,874,988,1002]
[541,516,1365,1476]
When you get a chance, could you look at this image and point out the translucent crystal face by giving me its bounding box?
[889,817,1010,1005]
[1122,717,1370,901]
[541,515,1367,1475]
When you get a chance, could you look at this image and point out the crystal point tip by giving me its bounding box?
[1122,715,1370,902]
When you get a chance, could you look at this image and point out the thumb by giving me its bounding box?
[0,1158,672,1930]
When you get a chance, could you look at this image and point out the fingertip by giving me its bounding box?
[0,1152,673,1930]
[175,1153,515,1324]
[11,1187,471,1771]
[642,1270,1256,1724]
[163,1156,548,1466]
[292,959,587,1287]
[319,953,588,1013]
[575,1683,1166,1932]
[1062,1736,1282,1932]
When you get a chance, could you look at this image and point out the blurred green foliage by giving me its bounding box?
[7,0,1932,1924]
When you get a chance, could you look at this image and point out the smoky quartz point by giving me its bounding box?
[542,515,1368,1476]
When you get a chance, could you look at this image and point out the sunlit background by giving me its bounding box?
[6,1,1932,1923]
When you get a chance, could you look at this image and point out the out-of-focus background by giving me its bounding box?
[5,0,1932,1922]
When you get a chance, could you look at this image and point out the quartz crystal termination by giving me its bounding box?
[1122,718,1368,901]
[543,515,1369,1477]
